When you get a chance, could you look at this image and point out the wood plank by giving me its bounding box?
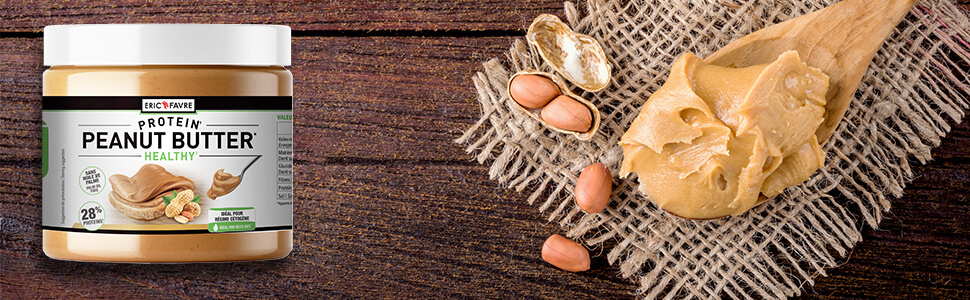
[0,0,563,32]
[3,1,965,34]
[0,162,634,299]
[3,141,969,298]
[0,37,512,163]
[294,36,516,163]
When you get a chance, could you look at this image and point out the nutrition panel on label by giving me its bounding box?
[277,118,293,206]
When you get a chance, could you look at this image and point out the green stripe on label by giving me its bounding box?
[41,121,48,178]
[209,222,256,232]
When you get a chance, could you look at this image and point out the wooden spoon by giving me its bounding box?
[705,0,917,142]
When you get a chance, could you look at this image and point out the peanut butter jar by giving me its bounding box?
[42,24,293,262]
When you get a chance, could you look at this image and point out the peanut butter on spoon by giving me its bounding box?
[620,0,916,219]
[620,51,828,219]
[207,169,241,200]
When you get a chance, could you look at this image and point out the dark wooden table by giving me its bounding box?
[2,1,969,299]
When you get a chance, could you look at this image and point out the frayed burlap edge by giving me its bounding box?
[456,0,970,299]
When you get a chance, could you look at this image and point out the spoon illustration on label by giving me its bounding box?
[207,155,261,200]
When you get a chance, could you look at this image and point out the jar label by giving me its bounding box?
[41,96,293,234]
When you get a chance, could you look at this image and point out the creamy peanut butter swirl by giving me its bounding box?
[108,164,195,220]
[207,169,241,200]
[620,51,829,219]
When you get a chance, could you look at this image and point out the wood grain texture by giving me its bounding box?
[2,3,970,299]
[0,0,562,32]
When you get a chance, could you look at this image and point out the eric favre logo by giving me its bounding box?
[142,99,196,113]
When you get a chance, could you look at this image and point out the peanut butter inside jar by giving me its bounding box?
[42,24,293,262]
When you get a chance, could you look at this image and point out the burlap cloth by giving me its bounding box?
[456,0,970,298]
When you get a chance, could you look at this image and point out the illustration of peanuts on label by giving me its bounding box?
[162,190,203,224]
[165,189,194,218]
[207,169,241,200]
[108,164,195,220]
